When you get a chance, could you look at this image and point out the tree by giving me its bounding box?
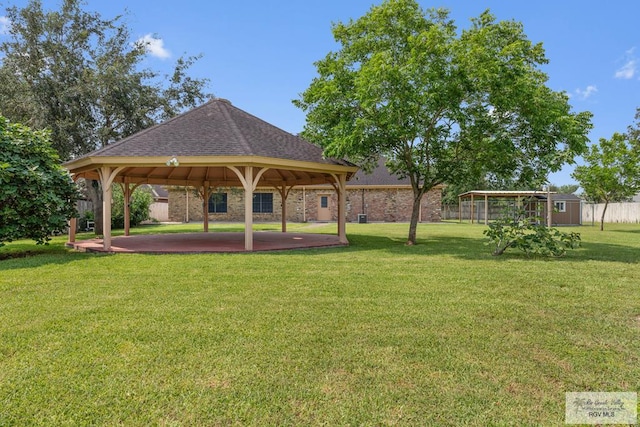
[627,107,640,142]
[0,0,210,234]
[111,185,153,229]
[294,0,592,244]
[572,133,640,230]
[484,208,580,257]
[0,116,78,247]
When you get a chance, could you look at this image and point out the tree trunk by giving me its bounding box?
[86,179,104,236]
[600,201,608,231]
[406,191,423,245]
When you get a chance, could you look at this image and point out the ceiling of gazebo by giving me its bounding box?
[64,99,357,187]
[68,156,355,187]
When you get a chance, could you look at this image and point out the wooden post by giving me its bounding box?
[470,194,475,224]
[228,166,268,251]
[97,166,124,251]
[124,183,131,236]
[99,168,113,251]
[484,194,489,225]
[244,168,253,251]
[278,185,288,233]
[67,176,79,245]
[337,174,348,244]
[185,188,189,223]
[68,217,77,244]
[203,182,209,233]
[547,186,552,227]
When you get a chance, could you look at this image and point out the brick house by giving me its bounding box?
[168,159,443,223]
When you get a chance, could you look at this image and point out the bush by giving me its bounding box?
[484,209,581,257]
[111,185,153,229]
[78,210,94,232]
[0,116,78,246]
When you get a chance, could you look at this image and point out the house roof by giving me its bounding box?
[306,157,446,189]
[64,98,357,187]
[143,184,168,201]
[349,158,411,186]
[552,193,581,201]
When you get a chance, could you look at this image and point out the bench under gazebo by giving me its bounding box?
[64,98,358,252]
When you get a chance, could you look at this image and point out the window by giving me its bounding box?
[554,201,566,213]
[320,196,328,208]
[253,193,273,213]
[208,193,227,213]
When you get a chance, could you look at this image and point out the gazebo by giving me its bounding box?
[64,98,358,252]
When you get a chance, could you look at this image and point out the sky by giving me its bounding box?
[1,0,639,186]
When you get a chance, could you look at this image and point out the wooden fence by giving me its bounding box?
[149,202,169,222]
[75,200,169,222]
[581,202,640,224]
[76,200,92,218]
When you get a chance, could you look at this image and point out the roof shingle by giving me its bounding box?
[86,98,350,167]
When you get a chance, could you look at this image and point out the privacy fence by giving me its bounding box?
[74,200,169,222]
[581,202,640,224]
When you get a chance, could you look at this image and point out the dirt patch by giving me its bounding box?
[206,377,231,390]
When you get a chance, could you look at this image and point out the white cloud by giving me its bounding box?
[614,48,637,79]
[614,60,636,79]
[574,85,598,100]
[135,34,171,59]
[0,16,11,35]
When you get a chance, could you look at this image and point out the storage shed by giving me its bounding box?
[458,190,582,226]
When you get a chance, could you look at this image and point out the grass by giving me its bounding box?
[1,222,639,426]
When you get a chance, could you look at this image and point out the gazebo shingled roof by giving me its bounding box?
[64,98,358,251]
[67,98,356,187]
[88,98,351,161]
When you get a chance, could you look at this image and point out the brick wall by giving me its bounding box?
[168,186,442,223]
[298,187,442,222]
[168,187,282,222]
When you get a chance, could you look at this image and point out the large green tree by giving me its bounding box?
[0,116,78,246]
[572,133,640,230]
[628,107,640,142]
[0,0,209,234]
[294,0,592,244]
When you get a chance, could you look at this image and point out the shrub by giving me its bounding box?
[111,185,153,229]
[484,209,581,257]
[0,116,78,246]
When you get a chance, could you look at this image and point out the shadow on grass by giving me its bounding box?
[0,232,495,270]
[610,228,640,234]
[2,227,638,271]
[0,250,110,272]
[280,232,640,264]
[576,241,640,263]
[259,232,498,261]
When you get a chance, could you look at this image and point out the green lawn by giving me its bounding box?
[1,222,638,426]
